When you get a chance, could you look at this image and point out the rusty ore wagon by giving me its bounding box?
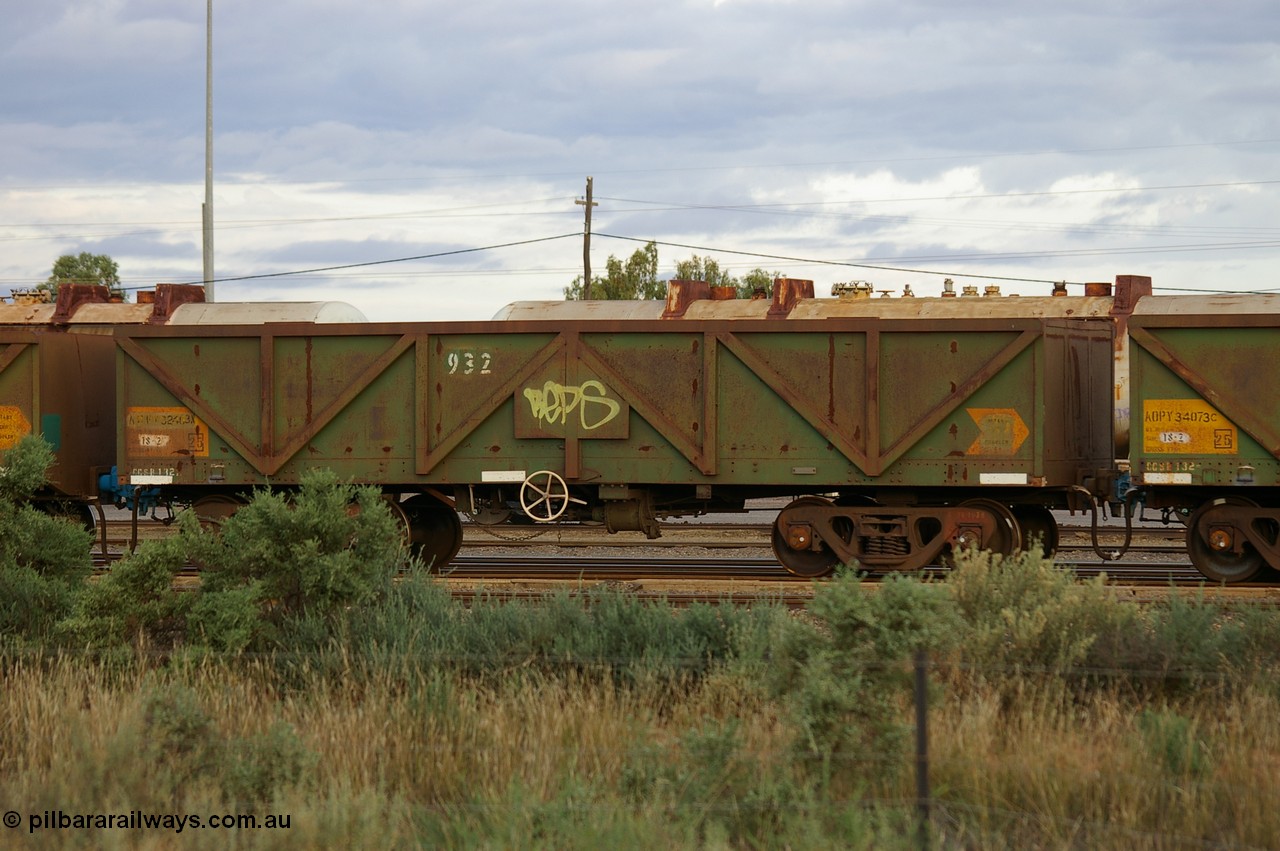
[106,276,1142,575]
[1129,294,1280,582]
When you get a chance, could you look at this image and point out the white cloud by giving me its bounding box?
[1,0,1278,316]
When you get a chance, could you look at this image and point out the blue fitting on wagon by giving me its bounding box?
[97,467,163,515]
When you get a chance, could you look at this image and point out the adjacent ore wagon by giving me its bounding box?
[0,284,207,527]
[112,276,1140,575]
[1129,294,1280,582]
[0,282,365,545]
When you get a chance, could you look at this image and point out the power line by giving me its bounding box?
[596,230,1280,287]
[0,197,577,231]
[598,177,1280,212]
[594,233,1084,286]
[155,232,581,290]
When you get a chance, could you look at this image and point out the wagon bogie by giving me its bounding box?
[770,495,1025,577]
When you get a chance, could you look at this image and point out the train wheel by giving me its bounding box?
[956,499,1020,557]
[771,496,841,578]
[192,494,248,532]
[519,470,570,522]
[381,497,411,548]
[1187,497,1265,583]
[403,495,464,569]
[1012,505,1059,559]
[38,500,96,533]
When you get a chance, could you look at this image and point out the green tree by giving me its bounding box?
[41,252,124,299]
[740,267,783,299]
[564,241,662,300]
[673,254,737,288]
[672,256,785,299]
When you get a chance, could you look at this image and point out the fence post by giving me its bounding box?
[914,648,931,850]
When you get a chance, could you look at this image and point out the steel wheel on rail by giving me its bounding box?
[38,499,96,533]
[1186,497,1265,583]
[771,496,842,578]
[955,498,1021,558]
[1012,505,1059,559]
[403,494,464,570]
[192,494,248,532]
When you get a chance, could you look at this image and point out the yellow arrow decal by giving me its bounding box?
[966,408,1029,456]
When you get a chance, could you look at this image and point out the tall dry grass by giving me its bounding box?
[7,543,1280,848]
[5,644,1280,849]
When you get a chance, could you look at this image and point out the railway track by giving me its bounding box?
[442,555,1216,585]
[95,552,1280,605]
[92,515,1280,600]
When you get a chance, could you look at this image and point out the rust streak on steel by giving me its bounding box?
[263,333,416,476]
[702,331,718,476]
[877,326,1042,475]
[260,331,274,463]
[827,333,836,424]
[576,341,715,475]
[420,331,565,475]
[865,326,880,473]
[715,328,873,473]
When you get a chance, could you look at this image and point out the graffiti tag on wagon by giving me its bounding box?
[524,380,620,430]
[515,380,628,439]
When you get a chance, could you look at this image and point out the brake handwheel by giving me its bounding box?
[519,470,570,522]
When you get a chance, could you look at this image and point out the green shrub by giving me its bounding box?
[135,681,319,809]
[771,572,958,784]
[187,581,268,653]
[1141,590,1251,691]
[1136,708,1213,781]
[221,719,316,806]
[193,470,403,623]
[0,436,93,643]
[142,683,223,791]
[0,433,58,500]
[61,530,193,650]
[308,576,779,688]
[947,548,1130,678]
[616,718,808,845]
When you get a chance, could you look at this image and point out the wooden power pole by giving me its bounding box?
[575,177,597,299]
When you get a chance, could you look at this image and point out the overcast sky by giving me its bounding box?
[2,1,1278,320]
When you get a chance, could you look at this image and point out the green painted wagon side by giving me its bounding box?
[1128,295,1280,581]
[115,312,1114,573]
[114,318,1111,489]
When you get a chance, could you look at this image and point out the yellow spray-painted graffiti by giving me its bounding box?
[522,380,621,432]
